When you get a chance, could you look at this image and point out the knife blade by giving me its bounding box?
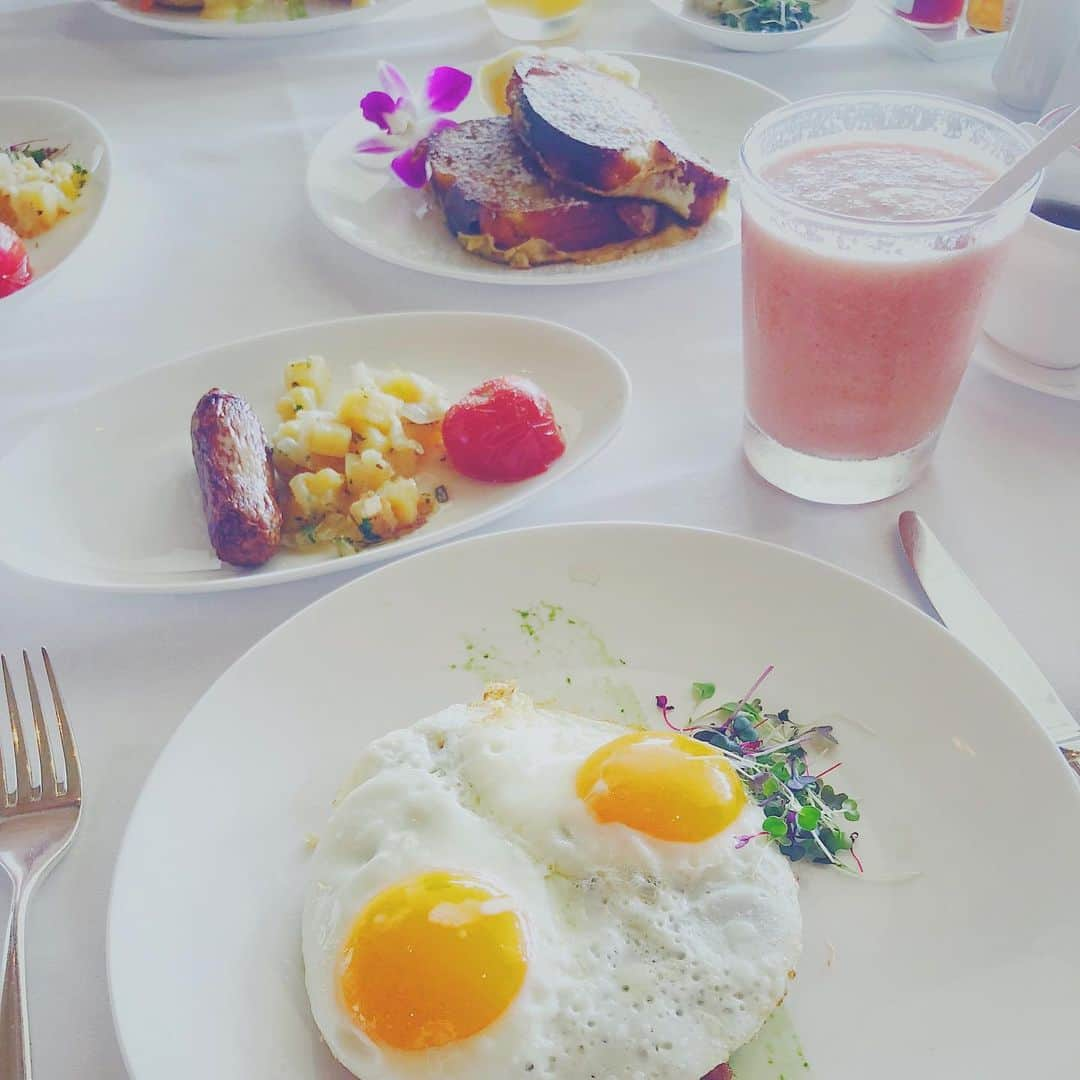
[898,511,1080,777]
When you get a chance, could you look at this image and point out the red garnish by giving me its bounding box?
[442,376,565,483]
[0,224,32,298]
[656,694,677,728]
[701,1065,733,1080]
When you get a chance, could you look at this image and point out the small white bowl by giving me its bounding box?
[646,0,856,52]
[0,97,111,306]
[984,106,1080,371]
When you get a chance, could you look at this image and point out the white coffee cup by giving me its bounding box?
[983,105,1080,371]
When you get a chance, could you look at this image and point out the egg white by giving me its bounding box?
[305,686,802,1079]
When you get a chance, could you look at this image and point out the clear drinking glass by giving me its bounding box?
[739,92,1038,505]
[484,0,589,41]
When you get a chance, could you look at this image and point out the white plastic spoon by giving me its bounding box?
[963,103,1080,214]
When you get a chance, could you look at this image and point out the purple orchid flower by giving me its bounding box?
[355,61,472,189]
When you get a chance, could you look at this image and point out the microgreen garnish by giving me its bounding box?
[5,141,69,165]
[661,667,864,874]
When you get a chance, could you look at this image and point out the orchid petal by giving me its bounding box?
[377,61,411,103]
[354,136,397,154]
[428,117,458,138]
[391,144,429,189]
[423,66,472,114]
[360,90,399,134]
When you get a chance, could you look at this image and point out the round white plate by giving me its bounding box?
[90,0,409,39]
[0,313,628,593]
[306,53,787,285]
[108,523,1080,1079]
[647,0,856,52]
[973,333,1080,401]
[0,97,110,305]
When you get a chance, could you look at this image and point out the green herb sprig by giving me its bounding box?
[657,668,863,874]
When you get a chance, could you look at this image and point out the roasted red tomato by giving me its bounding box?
[442,376,566,483]
[0,224,32,298]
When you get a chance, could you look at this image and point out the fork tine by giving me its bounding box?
[24,650,55,799]
[2,654,32,805]
[42,649,80,801]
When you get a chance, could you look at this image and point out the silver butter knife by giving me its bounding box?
[898,510,1080,780]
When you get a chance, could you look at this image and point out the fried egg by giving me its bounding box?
[303,685,802,1079]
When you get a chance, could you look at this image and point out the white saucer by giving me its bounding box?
[972,333,1080,401]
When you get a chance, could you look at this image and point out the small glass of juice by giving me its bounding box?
[739,93,1037,504]
[484,0,589,41]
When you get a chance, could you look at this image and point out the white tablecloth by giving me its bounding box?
[1,0,1077,1074]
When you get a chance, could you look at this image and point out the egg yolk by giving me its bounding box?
[338,871,528,1051]
[576,731,747,842]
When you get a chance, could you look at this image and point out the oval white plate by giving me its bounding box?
[90,0,409,39]
[0,313,629,593]
[0,97,110,304]
[973,332,1080,401]
[108,522,1080,1079]
[306,53,787,285]
[647,0,856,52]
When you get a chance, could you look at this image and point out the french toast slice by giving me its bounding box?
[507,56,728,227]
[425,118,697,269]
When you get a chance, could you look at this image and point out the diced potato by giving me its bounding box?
[345,449,391,494]
[284,356,330,402]
[337,388,397,434]
[349,493,397,540]
[387,446,421,479]
[379,477,421,528]
[276,386,318,420]
[289,468,344,517]
[357,425,391,455]
[273,436,310,470]
[307,417,352,458]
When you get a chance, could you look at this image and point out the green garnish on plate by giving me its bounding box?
[657,665,864,873]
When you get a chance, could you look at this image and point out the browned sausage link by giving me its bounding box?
[191,389,282,567]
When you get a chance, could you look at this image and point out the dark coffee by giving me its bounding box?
[1032,198,1080,230]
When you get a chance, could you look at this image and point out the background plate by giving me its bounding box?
[109,523,1080,1079]
[0,97,110,305]
[90,0,409,39]
[306,53,787,285]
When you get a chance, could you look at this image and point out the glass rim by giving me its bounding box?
[738,90,1041,232]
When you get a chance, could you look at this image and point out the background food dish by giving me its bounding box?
[0,313,628,592]
[108,523,1080,1080]
[306,54,786,285]
[647,0,856,51]
[91,0,409,37]
[0,97,109,303]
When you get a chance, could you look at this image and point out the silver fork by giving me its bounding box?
[0,650,82,1080]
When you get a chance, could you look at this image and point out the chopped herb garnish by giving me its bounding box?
[692,681,716,702]
[299,522,319,545]
[658,667,864,875]
[358,517,381,544]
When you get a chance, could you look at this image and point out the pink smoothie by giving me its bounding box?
[743,142,1002,460]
